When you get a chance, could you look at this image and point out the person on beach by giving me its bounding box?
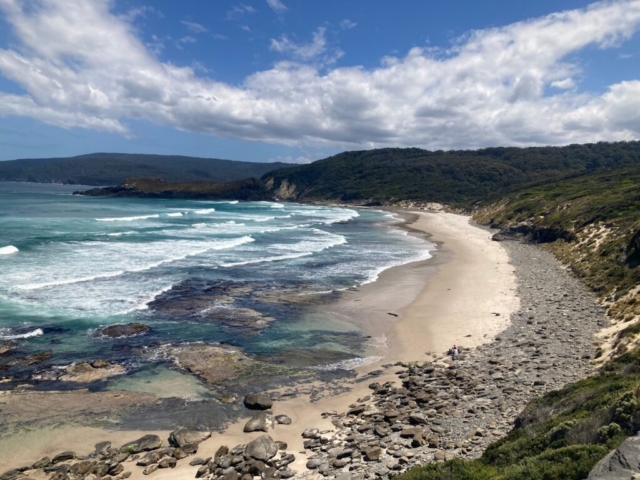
[449,344,459,359]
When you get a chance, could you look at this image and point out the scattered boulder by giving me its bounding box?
[244,392,273,410]
[244,435,278,462]
[275,415,292,425]
[120,435,162,454]
[244,412,272,433]
[168,429,211,448]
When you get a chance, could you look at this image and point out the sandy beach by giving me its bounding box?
[0,210,520,476]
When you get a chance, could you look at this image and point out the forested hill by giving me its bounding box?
[263,141,640,206]
[0,153,292,186]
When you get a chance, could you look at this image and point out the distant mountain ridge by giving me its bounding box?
[0,152,292,186]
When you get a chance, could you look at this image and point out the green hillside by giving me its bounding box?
[263,142,640,205]
[0,153,292,186]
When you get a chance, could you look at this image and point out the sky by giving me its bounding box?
[0,0,639,163]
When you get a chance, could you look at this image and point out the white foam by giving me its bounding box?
[194,208,216,215]
[96,214,160,222]
[15,236,255,291]
[271,203,285,209]
[314,355,382,371]
[0,245,19,255]
[105,231,136,237]
[0,328,44,340]
[167,212,183,217]
[221,252,313,268]
[227,200,239,204]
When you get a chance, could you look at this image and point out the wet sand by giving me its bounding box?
[0,211,519,476]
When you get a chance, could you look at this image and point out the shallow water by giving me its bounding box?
[0,182,434,377]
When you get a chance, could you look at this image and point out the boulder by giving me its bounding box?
[244,412,272,433]
[275,415,292,425]
[168,429,211,448]
[120,435,162,454]
[588,435,640,479]
[244,393,273,410]
[97,323,150,338]
[52,451,76,463]
[244,435,278,462]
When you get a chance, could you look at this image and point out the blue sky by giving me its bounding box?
[0,0,639,162]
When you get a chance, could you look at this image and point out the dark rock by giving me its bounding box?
[244,393,273,410]
[97,323,150,338]
[244,412,272,432]
[32,457,51,469]
[275,414,292,425]
[587,435,640,479]
[158,457,177,469]
[143,464,158,475]
[52,451,76,464]
[244,435,278,462]
[168,429,211,448]
[120,435,162,454]
[70,461,96,476]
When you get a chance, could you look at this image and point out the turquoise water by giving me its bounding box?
[0,182,433,375]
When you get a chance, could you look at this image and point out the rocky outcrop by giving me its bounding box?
[491,222,574,243]
[587,435,640,479]
[96,323,150,338]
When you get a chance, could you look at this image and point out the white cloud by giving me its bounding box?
[0,0,640,150]
[270,27,331,61]
[227,4,256,20]
[181,20,207,34]
[266,0,287,13]
[551,78,576,89]
[340,19,357,30]
[176,35,196,50]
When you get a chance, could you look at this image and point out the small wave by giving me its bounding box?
[253,216,275,222]
[105,231,136,237]
[0,245,19,255]
[192,223,207,228]
[271,203,285,209]
[96,214,160,222]
[314,355,382,371]
[227,200,239,204]
[167,212,183,217]
[194,208,216,215]
[0,328,44,340]
[221,252,313,268]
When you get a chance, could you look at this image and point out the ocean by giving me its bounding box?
[0,182,433,385]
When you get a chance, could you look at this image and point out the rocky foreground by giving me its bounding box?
[0,241,609,480]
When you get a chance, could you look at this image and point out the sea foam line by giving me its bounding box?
[96,214,160,222]
[0,328,44,340]
[220,251,313,268]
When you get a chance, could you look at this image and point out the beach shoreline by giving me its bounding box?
[0,210,521,476]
